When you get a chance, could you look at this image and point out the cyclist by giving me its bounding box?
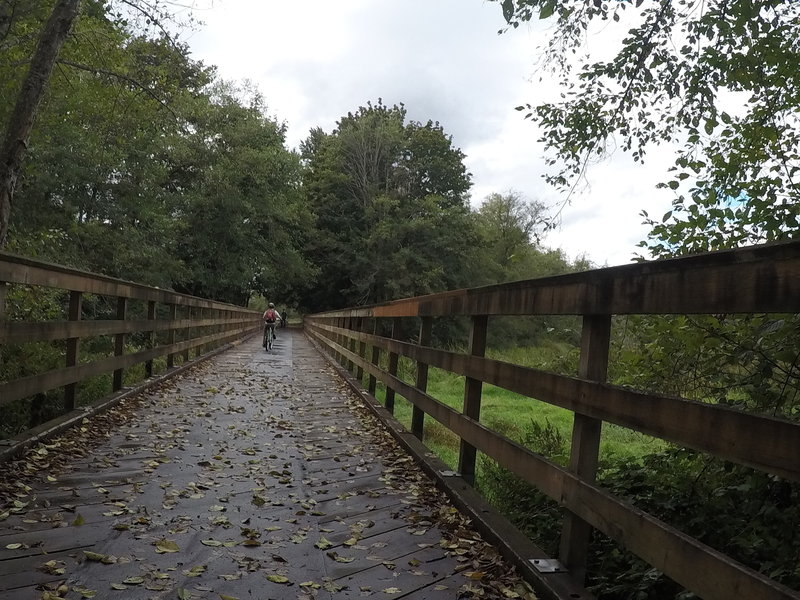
[263,303,282,347]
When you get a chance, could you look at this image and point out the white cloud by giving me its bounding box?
[186,0,676,268]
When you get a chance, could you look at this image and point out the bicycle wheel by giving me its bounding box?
[263,325,268,350]
[267,326,274,351]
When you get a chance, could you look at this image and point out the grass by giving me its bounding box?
[365,345,664,475]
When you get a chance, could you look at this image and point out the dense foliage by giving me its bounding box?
[496,0,799,256]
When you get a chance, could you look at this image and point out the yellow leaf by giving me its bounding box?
[266,574,290,584]
[201,539,222,547]
[72,514,85,526]
[383,587,403,594]
[314,537,333,549]
[154,538,180,553]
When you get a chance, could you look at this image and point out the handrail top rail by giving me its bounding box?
[0,251,259,312]
[311,239,800,318]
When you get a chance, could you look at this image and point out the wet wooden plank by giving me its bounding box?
[0,331,538,600]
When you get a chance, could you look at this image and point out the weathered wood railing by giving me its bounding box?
[0,252,261,448]
[305,239,800,600]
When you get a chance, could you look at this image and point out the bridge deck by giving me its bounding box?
[0,331,535,600]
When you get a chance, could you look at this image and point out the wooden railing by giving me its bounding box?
[0,252,261,446]
[305,239,800,600]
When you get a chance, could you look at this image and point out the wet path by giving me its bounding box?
[0,330,535,600]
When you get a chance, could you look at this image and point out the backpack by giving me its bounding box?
[264,308,277,323]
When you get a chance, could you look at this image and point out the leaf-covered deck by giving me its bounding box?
[0,331,536,600]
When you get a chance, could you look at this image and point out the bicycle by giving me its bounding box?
[263,322,276,351]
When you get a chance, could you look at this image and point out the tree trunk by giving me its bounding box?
[0,0,81,248]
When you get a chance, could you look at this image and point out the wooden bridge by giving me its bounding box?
[1,241,799,600]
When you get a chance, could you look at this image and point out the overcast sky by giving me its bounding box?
[184,0,676,267]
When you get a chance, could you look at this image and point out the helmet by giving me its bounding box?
[268,303,275,308]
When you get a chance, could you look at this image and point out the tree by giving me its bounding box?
[0,0,80,247]
[496,0,800,256]
[0,0,201,248]
[476,191,547,272]
[169,82,315,305]
[299,101,478,311]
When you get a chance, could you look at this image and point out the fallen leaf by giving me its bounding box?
[38,560,66,575]
[155,538,180,553]
[123,576,145,585]
[465,571,486,580]
[326,551,355,563]
[314,537,333,549]
[266,574,290,584]
[383,587,402,594]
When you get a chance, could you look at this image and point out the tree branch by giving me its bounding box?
[56,58,179,119]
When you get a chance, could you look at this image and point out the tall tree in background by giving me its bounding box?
[476,191,546,273]
[300,101,479,311]
[497,0,800,256]
[171,82,315,305]
[0,0,79,247]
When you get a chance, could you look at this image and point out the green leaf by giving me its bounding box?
[154,538,180,553]
[539,0,555,19]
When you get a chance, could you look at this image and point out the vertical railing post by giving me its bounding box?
[64,291,82,411]
[356,317,366,383]
[344,316,354,372]
[411,316,433,440]
[384,317,402,414]
[145,300,156,378]
[347,315,358,374]
[113,297,127,391]
[182,305,190,363]
[334,317,342,363]
[368,318,379,397]
[167,303,177,369]
[339,317,348,367]
[195,307,204,358]
[559,314,611,583]
[458,314,488,486]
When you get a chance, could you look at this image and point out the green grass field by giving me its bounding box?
[367,345,664,476]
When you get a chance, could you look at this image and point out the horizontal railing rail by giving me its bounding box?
[0,251,262,443]
[305,239,800,600]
